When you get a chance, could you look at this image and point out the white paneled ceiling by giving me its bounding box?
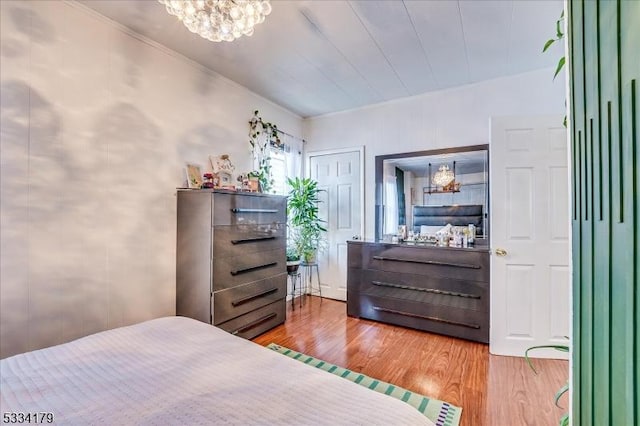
[78,0,564,118]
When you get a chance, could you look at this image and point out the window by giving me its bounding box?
[268,137,303,196]
[270,149,287,196]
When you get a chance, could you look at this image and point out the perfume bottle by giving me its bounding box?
[468,224,476,244]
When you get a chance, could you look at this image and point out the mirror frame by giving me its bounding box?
[374,144,489,242]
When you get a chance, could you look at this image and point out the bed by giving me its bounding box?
[0,316,433,425]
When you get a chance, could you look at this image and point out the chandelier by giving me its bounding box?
[432,164,455,187]
[158,0,272,42]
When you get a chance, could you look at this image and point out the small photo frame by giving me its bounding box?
[219,171,232,186]
[185,163,202,188]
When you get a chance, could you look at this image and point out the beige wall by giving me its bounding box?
[0,1,302,358]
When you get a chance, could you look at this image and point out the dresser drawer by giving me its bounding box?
[213,224,285,257]
[358,294,489,343]
[363,244,489,282]
[359,269,488,312]
[217,300,285,339]
[213,193,286,225]
[360,278,486,312]
[212,248,285,291]
[212,274,287,325]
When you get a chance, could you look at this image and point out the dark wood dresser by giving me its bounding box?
[347,241,490,343]
[176,190,287,339]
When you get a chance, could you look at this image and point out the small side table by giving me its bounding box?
[300,262,322,299]
[288,271,302,309]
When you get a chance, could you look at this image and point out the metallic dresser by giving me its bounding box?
[176,190,287,339]
[347,240,490,343]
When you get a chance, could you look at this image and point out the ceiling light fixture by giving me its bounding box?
[432,164,455,187]
[158,0,272,42]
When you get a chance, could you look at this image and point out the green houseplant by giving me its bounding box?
[543,9,567,128]
[287,177,327,264]
[525,344,570,426]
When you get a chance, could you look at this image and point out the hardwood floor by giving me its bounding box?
[253,297,568,426]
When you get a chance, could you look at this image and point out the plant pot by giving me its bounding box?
[248,177,259,192]
[286,260,301,274]
[302,251,317,265]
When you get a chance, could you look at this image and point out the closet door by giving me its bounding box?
[307,147,364,301]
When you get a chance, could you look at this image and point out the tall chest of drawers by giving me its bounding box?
[176,190,287,339]
[347,241,490,343]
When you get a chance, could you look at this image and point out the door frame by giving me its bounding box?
[305,146,365,241]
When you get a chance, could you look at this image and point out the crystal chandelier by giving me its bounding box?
[158,0,272,42]
[432,164,455,187]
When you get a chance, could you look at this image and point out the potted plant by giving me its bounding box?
[287,177,327,264]
[248,167,271,193]
[286,247,301,274]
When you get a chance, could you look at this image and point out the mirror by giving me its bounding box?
[374,144,489,242]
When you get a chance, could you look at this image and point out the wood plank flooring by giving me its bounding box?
[253,297,568,426]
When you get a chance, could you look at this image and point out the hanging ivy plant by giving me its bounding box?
[248,110,282,192]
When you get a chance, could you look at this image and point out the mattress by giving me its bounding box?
[1,316,433,425]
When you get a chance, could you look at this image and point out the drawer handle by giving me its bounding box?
[231,312,277,335]
[371,281,480,299]
[231,208,279,214]
[372,255,481,269]
[372,306,481,329]
[231,287,279,307]
[231,236,276,245]
[230,262,278,276]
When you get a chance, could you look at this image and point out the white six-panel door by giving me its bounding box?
[308,148,363,301]
[490,115,570,358]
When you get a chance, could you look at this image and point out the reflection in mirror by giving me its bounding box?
[375,145,489,242]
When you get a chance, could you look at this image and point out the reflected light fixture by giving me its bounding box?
[432,164,455,187]
[158,0,272,42]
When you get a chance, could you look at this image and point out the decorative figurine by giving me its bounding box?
[201,173,214,189]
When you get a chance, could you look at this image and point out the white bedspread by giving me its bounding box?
[1,316,433,425]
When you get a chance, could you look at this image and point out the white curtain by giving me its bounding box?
[383,170,398,234]
[268,133,303,196]
[282,133,303,180]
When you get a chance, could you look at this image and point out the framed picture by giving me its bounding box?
[185,163,203,188]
